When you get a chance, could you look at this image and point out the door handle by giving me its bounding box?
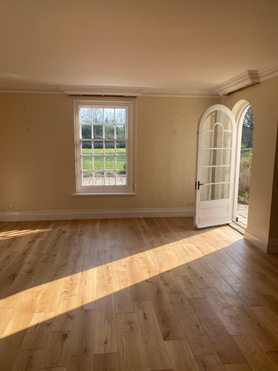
[197,181,204,190]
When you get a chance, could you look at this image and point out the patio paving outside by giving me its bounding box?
[236,202,249,228]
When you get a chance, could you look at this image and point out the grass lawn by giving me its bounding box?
[82,148,126,170]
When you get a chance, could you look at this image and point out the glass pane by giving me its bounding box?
[105,141,114,154]
[201,167,211,184]
[116,125,125,139]
[211,167,221,183]
[94,171,104,186]
[105,171,116,185]
[222,149,231,165]
[104,108,114,123]
[116,141,126,154]
[81,125,92,139]
[93,125,103,139]
[93,108,103,123]
[201,149,212,166]
[221,183,230,199]
[223,132,232,148]
[202,131,213,148]
[105,156,115,170]
[82,141,92,154]
[82,172,93,186]
[105,125,114,139]
[211,149,222,166]
[80,108,92,123]
[115,109,126,124]
[221,166,230,182]
[200,184,221,201]
[116,171,126,185]
[213,123,224,148]
[82,156,92,170]
[203,110,232,131]
[93,141,103,154]
[117,155,126,170]
[94,155,104,170]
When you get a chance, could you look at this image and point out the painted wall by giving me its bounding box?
[223,76,278,241]
[0,93,218,213]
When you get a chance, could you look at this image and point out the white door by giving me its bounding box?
[195,105,236,228]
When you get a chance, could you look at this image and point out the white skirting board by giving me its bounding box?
[0,207,194,222]
[244,227,278,253]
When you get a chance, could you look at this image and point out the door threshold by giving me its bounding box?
[229,222,245,235]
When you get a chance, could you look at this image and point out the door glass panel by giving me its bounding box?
[221,166,230,182]
[200,184,221,201]
[203,110,232,131]
[223,132,232,147]
[222,149,231,165]
[201,149,212,166]
[221,183,230,199]
[213,123,224,148]
[202,131,213,148]
[201,167,211,184]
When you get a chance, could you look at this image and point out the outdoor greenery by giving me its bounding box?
[82,148,126,170]
[238,107,254,203]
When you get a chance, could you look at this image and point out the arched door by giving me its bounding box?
[195,105,237,228]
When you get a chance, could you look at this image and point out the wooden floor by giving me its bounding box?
[1,218,278,371]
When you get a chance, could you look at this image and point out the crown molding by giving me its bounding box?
[214,70,260,96]
[59,85,146,97]
[0,84,62,94]
[141,88,217,98]
[258,61,278,82]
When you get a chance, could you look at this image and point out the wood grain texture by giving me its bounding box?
[0,218,278,370]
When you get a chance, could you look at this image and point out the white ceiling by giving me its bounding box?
[1,0,278,95]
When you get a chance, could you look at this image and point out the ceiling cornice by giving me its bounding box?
[59,85,146,97]
[214,70,260,96]
[258,62,278,82]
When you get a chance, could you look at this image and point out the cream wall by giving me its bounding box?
[223,76,278,242]
[0,93,218,213]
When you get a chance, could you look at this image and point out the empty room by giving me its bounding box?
[1,0,278,370]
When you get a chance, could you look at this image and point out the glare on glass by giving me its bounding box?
[104,108,114,123]
[80,108,92,123]
[94,171,104,186]
[115,109,126,124]
[93,108,103,123]
[116,171,126,185]
[105,171,116,185]
[82,172,93,186]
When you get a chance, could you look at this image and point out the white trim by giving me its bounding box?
[244,227,268,252]
[232,101,251,222]
[258,61,278,82]
[214,70,260,96]
[0,208,194,222]
[74,100,133,194]
[60,85,145,97]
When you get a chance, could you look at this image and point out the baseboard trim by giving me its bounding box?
[0,207,194,222]
[244,227,268,253]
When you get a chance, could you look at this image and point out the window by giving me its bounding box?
[74,101,133,194]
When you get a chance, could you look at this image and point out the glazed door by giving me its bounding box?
[195,105,236,228]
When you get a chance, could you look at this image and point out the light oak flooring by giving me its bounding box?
[1,217,278,371]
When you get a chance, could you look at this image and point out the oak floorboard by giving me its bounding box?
[0,218,278,371]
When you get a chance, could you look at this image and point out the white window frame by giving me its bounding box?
[74,100,133,195]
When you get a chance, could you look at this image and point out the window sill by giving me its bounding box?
[72,192,137,196]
